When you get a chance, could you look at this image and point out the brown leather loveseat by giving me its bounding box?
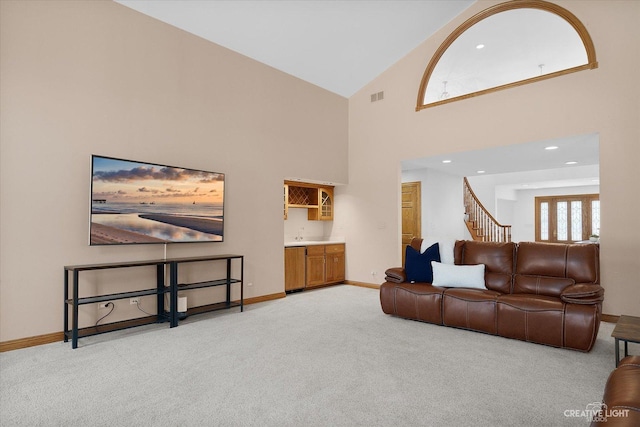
[380,239,603,351]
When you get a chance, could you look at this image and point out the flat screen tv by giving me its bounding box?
[90,155,224,245]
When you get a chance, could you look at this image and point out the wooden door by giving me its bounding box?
[402,182,421,265]
[284,247,306,291]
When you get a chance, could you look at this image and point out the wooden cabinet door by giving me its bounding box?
[318,188,334,221]
[325,244,345,283]
[326,253,345,283]
[305,187,334,221]
[284,247,305,291]
[306,245,325,287]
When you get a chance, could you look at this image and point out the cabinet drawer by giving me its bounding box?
[306,245,325,256]
[325,244,344,254]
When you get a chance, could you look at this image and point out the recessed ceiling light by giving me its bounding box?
[565,161,578,165]
[442,160,452,164]
[545,146,559,150]
[476,44,485,49]
[477,170,485,174]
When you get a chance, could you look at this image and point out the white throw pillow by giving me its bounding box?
[431,261,486,289]
[421,238,455,264]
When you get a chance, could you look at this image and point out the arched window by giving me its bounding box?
[416,0,597,110]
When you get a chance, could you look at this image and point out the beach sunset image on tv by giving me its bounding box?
[90,155,225,245]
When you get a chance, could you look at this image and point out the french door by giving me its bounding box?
[535,194,600,243]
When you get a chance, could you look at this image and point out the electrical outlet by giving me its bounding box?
[247,282,253,287]
[130,298,140,305]
[99,302,110,309]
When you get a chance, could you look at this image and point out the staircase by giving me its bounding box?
[463,177,512,242]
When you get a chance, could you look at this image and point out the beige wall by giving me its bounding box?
[343,0,640,316]
[2,0,638,343]
[0,1,348,341]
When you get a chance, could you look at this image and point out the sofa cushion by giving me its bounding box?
[513,274,575,298]
[405,243,440,283]
[497,294,565,347]
[516,241,567,277]
[443,288,500,334]
[455,240,516,274]
[421,238,455,264]
[485,272,513,295]
[455,240,515,293]
[379,282,444,325]
[431,262,485,289]
[567,244,600,284]
[497,294,565,311]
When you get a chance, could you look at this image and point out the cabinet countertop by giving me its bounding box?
[284,240,345,248]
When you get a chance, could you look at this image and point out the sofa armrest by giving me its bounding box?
[561,283,604,304]
[385,267,406,283]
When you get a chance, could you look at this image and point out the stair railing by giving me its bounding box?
[463,177,512,242]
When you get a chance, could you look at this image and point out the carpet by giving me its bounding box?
[0,285,626,426]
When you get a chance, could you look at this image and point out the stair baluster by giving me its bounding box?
[463,177,512,242]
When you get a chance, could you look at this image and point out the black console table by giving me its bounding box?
[64,254,243,348]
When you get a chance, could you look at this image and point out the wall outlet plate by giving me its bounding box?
[130,298,139,305]
[98,303,110,309]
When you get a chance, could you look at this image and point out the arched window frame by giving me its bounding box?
[416,0,598,111]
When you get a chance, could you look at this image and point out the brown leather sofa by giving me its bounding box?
[380,239,603,351]
[591,356,640,425]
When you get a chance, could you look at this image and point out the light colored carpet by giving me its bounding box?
[0,285,628,426]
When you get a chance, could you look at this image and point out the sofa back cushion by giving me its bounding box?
[454,240,516,293]
[567,244,599,284]
[516,242,567,277]
[410,237,423,252]
[514,242,599,297]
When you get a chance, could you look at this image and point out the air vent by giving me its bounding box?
[370,91,384,102]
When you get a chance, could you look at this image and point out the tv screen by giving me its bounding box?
[90,155,224,245]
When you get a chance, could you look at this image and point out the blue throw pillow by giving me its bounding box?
[405,243,441,283]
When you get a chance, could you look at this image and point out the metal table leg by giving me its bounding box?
[72,270,79,349]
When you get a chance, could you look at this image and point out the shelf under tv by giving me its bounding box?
[67,316,166,341]
[64,254,244,348]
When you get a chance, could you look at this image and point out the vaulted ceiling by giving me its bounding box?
[114,0,474,97]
